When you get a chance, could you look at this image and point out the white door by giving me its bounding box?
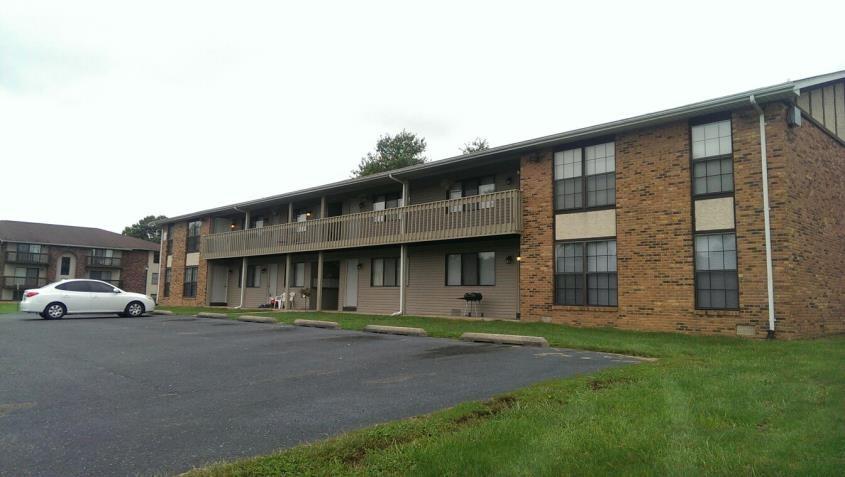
[344,259,358,309]
[210,265,228,304]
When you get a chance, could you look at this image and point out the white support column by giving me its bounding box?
[399,244,407,315]
[238,256,247,308]
[284,254,292,309]
[316,252,324,311]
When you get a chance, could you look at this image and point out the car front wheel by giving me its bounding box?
[125,301,145,318]
[44,303,66,320]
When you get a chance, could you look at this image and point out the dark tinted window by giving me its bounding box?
[56,281,90,292]
[89,281,117,293]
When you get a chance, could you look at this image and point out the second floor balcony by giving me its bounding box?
[202,189,522,260]
[5,251,49,266]
[86,256,122,268]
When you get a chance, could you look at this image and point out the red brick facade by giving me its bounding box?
[158,218,211,306]
[519,103,844,338]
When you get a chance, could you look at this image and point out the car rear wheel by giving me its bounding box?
[125,301,145,318]
[44,303,66,320]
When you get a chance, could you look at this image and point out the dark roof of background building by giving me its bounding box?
[0,220,159,251]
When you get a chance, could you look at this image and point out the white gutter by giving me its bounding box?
[749,95,776,337]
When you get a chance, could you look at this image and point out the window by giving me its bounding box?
[249,216,267,229]
[16,243,41,253]
[445,252,495,286]
[295,210,310,232]
[373,192,402,211]
[153,252,160,264]
[12,267,39,287]
[60,257,71,275]
[89,270,113,282]
[186,220,202,253]
[164,268,172,297]
[245,265,261,288]
[371,258,399,287]
[554,142,616,211]
[691,119,733,196]
[56,281,90,292]
[555,240,617,306]
[695,232,738,309]
[293,262,306,287]
[449,176,495,211]
[151,272,159,286]
[89,281,116,293]
[166,225,173,255]
[183,266,198,297]
[90,249,120,267]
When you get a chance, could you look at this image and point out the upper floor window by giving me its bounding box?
[186,221,202,253]
[249,216,267,229]
[16,243,42,253]
[450,176,495,212]
[151,272,159,286]
[691,119,733,196]
[165,224,174,255]
[554,142,615,211]
[373,193,402,211]
[153,252,160,264]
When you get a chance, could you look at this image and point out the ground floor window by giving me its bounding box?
[555,239,617,306]
[60,256,71,275]
[446,252,495,286]
[164,268,172,297]
[695,232,738,309]
[371,258,399,287]
[183,266,198,297]
[238,265,261,288]
[89,270,113,282]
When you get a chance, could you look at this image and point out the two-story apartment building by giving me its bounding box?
[156,71,845,339]
[0,221,161,301]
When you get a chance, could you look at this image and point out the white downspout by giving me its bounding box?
[233,206,250,309]
[388,173,408,316]
[749,95,776,338]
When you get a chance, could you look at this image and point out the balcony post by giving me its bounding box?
[315,252,324,311]
[238,257,247,308]
[399,244,407,315]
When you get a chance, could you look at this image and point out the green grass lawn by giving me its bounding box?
[0,302,19,314]
[161,306,845,476]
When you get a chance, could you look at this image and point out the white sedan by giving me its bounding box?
[19,279,156,319]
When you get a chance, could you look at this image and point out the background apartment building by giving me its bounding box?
[0,221,161,301]
[156,71,845,339]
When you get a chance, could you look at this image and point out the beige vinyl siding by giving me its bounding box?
[405,238,519,319]
[409,165,520,205]
[334,247,402,314]
[797,80,845,140]
[225,256,286,308]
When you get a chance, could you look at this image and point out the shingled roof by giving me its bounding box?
[0,220,159,251]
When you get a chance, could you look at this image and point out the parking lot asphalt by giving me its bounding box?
[0,313,641,476]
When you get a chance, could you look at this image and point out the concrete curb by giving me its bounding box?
[151,310,173,316]
[293,319,340,329]
[196,312,229,319]
[460,332,549,347]
[237,315,278,324]
[364,325,428,337]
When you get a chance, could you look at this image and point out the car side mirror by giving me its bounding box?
[113,288,121,293]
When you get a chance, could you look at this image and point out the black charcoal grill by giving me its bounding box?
[457,292,483,317]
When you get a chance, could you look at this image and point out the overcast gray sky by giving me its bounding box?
[1,0,842,233]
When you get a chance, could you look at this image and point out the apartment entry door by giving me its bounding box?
[210,264,228,305]
[344,259,358,311]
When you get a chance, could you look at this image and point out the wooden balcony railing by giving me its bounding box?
[86,256,122,268]
[4,251,49,265]
[1,276,48,289]
[202,189,522,259]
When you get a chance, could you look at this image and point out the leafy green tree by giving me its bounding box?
[122,215,167,242]
[460,137,489,155]
[353,130,427,177]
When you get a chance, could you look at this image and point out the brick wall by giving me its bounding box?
[776,110,845,337]
[517,104,837,338]
[120,251,149,294]
[158,218,211,306]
